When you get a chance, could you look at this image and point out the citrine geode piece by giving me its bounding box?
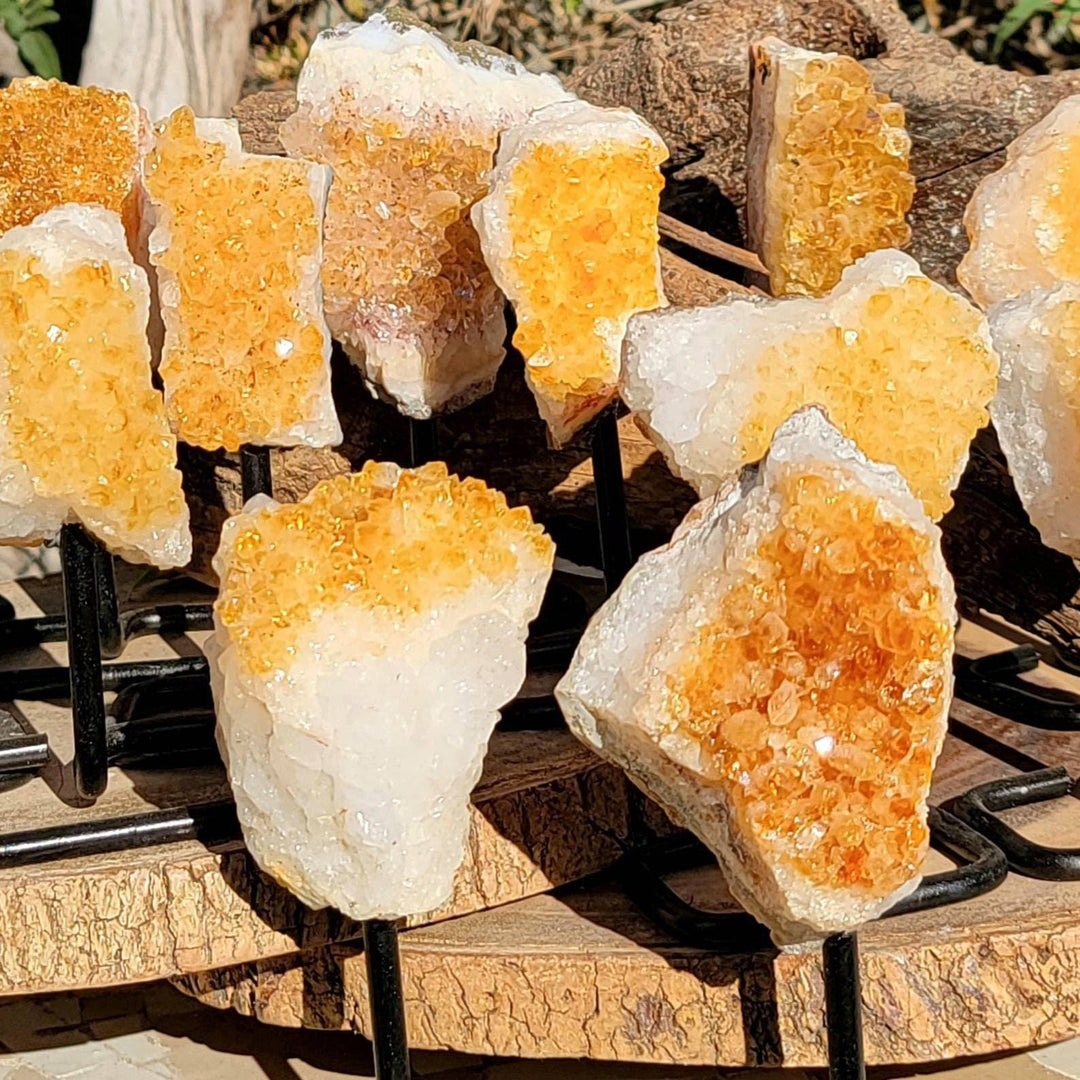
[208,462,555,920]
[747,37,913,298]
[0,205,190,567]
[621,250,998,521]
[472,99,667,446]
[960,95,1080,308]
[280,13,573,419]
[144,106,340,453]
[0,77,144,240]
[987,281,1080,558]
[557,408,954,942]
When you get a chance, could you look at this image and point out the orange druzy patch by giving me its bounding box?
[0,78,140,235]
[662,470,950,894]
[216,462,553,676]
[144,107,330,452]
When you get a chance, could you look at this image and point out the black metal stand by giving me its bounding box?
[591,408,633,594]
[60,524,109,800]
[364,919,412,1080]
[955,645,1080,730]
[823,932,865,1080]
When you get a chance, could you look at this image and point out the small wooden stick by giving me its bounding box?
[658,212,769,276]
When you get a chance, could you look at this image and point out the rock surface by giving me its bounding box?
[279,13,572,419]
[145,107,340,453]
[473,99,666,446]
[0,205,190,567]
[621,249,998,520]
[558,408,954,942]
[209,462,555,920]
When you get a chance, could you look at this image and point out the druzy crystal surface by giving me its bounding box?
[280,14,572,418]
[960,95,1080,308]
[747,38,913,298]
[0,78,143,240]
[557,409,954,942]
[473,100,667,446]
[208,462,555,920]
[987,282,1080,557]
[144,107,340,453]
[621,250,998,520]
[0,205,190,567]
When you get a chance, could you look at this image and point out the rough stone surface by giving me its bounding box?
[557,409,954,942]
[279,14,572,419]
[209,463,555,920]
[0,205,190,567]
[621,250,998,521]
[474,99,667,446]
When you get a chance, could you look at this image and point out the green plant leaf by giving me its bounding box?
[17,27,60,78]
[992,0,1056,59]
[21,0,59,28]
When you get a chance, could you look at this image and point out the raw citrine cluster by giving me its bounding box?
[216,462,553,676]
[739,276,997,519]
[770,55,913,297]
[144,107,328,451]
[285,110,498,361]
[661,470,950,894]
[506,139,665,404]
[0,252,185,536]
[0,78,141,235]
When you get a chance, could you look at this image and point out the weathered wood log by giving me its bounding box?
[80,0,251,120]
[171,624,1080,1067]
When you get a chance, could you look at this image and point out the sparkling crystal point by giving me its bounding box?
[960,95,1080,308]
[621,249,998,520]
[747,37,914,298]
[988,281,1080,557]
[557,408,954,942]
[279,13,573,419]
[209,462,555,920]
[144,107,340,453]
[473,99,667,446]
[0,205,190,567]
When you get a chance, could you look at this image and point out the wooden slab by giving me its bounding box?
[0,574,673,995]
[172,626,1080,1067]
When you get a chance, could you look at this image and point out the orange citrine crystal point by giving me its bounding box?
[748,37,914,298]
[557,409,954,942]
[0,77,143,240]
[144,107,340,453]
[474,100,667,446]
[0,206,190,568]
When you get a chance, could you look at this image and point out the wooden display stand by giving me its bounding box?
[170,622,1080,1069]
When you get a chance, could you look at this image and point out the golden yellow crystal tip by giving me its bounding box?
[280,15,573,419]
[473,99,668,446]
[0,205,191,567]
[0,77,143,241]
[748,37,914,298]
[960,94,1080,308]
[622,249,999,520]
[209,462,555,920]
[557,408,954,942]
[145,107,340,453]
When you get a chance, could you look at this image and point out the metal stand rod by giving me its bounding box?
[407,418,438,468]
[93,546,123,659]
[823,931,866,1080]
[60,525,108,800]
[363,918,412,1080]
[240,445,273,501]
[591,409,633,594]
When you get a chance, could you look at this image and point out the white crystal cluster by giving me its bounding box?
[208,467,554,920]
[556,409,954,943]
[281,13,573,419]
[0,204,191,567]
